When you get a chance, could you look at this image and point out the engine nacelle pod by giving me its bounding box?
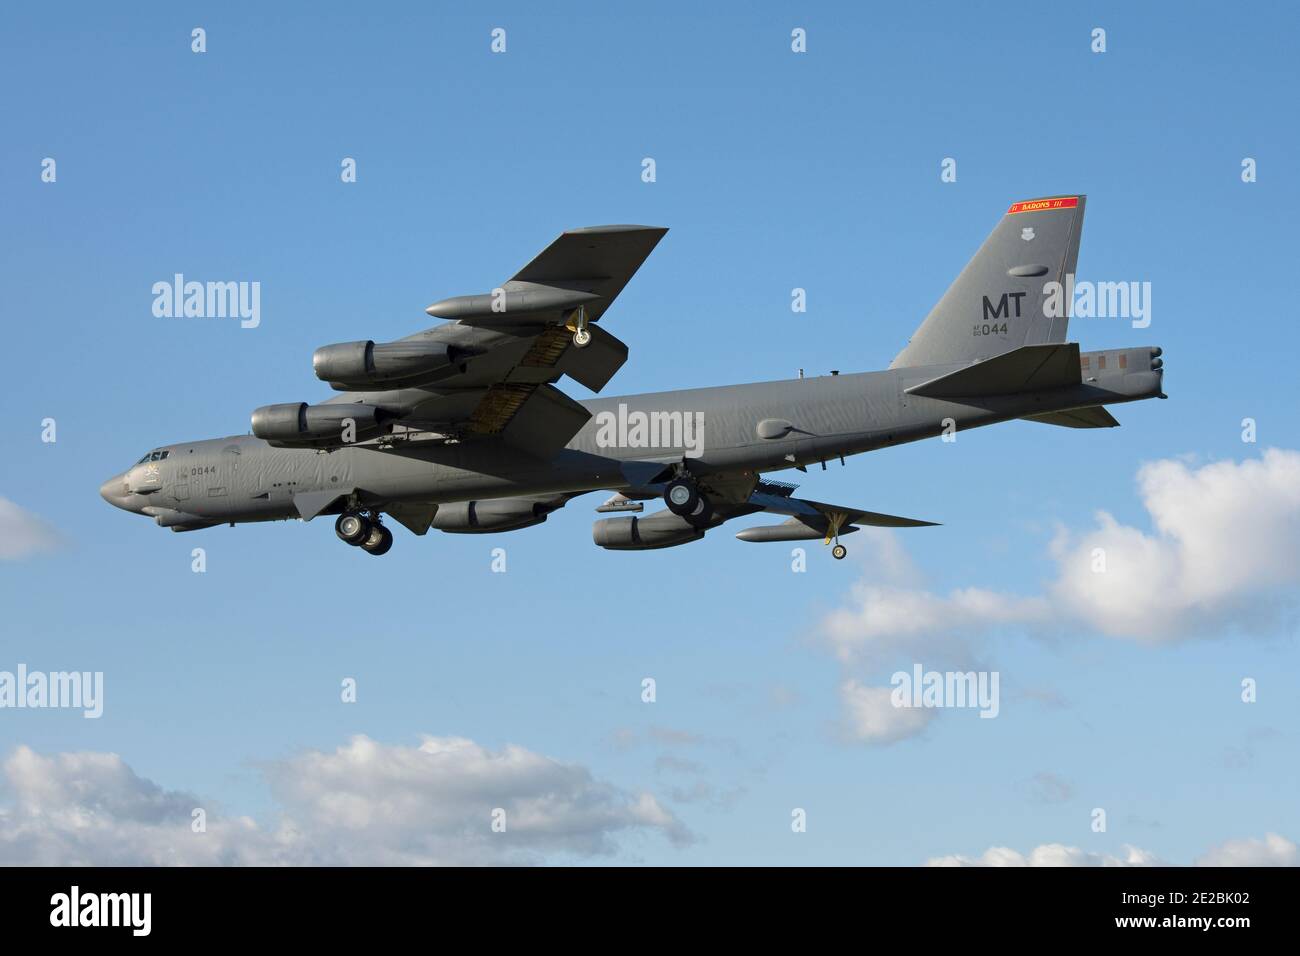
[593,511,705,551]
[312,339,454,389]
[432,498,551,534]
[251,402,390,448]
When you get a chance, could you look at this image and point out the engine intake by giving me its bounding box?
[251,402,391,448]
[312,339,454,390]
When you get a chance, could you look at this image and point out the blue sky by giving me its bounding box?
[1,1,1297,865]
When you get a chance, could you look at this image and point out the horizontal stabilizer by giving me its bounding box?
[905,343,1081,399]
[1023,405,1120,429]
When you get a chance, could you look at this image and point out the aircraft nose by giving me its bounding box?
[100,473,130,509]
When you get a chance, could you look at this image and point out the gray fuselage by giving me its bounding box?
[100,346,1162,530]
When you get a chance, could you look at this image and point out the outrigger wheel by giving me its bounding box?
[664,477,700,517]
[825,511,849,560]
[335,511,371,545]
[569,305,592,349]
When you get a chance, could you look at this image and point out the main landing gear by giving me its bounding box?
[335,511,393,556]
[663,476,711,526]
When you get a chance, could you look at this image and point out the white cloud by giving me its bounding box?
[930,834,1300,867]
[1049,448,1300,640]
[1195,832,1298,867]
[0,736,691,866]
[823,451,1300,658]
[839,680,935,745]
[264,735,691,863]
[824,583,1048,668]
[0,497,60,560]
[0,746,271,866]
[927,843,1160,867]
[819,450,1300,744]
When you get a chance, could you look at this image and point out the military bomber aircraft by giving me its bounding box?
[101,196,1165,559]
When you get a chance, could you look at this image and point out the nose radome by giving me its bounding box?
[100,474,128,507]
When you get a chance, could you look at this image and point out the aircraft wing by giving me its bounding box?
[417,226,665,456]
[308,226,667,460]
[736,485,938,543]
[500,225,669,325]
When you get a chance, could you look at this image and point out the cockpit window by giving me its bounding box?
[137,450,169,464]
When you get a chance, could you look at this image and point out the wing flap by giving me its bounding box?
[466,382,591,460]
[555,325,629,392]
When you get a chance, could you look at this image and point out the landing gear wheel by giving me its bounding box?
[335,512,371,545]
[664,478,699,517]
[832,543,848,560]
[570,304,592,348]
[687,494,712,528]
[361,524,393,556]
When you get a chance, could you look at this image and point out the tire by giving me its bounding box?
[573,328,592,348]
[335,512,371,545]
[686,494,712,528]
[832,544,847,560]
[362,525,393,556]
[664,478,699,517]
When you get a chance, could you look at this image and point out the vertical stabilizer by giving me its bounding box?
[890,196,1086,368]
